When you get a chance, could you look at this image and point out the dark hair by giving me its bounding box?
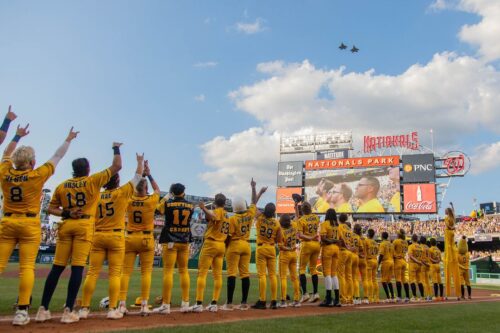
[280,214,291,228]
[398,228,406,240]
[301,202,312,215]
[367,228,375,238]
[72,158,90,177]
[353,223,362,235]
[323,180,334,193]
[325,208,337,226]
[346,221,351,228]
[419,236,427,244]
[103,173,120,190]
[412,234,419,242]
[136,178,147,193]
[381,231,389,240]
[214,193,226,207]
[339,213,348,223]
[264,203,276,218]
[340,183,353,201]
[170,183,185,196]
[429,238,437,246]
[365,176,380,193]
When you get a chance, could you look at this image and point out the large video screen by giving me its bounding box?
[305,166,400,214]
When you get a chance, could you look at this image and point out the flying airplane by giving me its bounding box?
[351,45,359,53]
[339,43,347,50]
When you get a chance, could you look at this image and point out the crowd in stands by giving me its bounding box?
[471,250,500,260]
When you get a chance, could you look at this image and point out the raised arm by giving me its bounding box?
[130,153,144,187]
[49,127,79,167]
[3,124,30,158]
[109,142,123,176]
[144,160,160,194]
[199,201,216,222]
[0,106,17,145]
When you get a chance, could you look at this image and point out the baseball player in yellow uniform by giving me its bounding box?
[118,160,160,316]
[457,236,471,299]
[0,120,77,326]
[350,223,361,304]
[338,213,354,305]
[365,229,379,303]
[393,229,410,302]
[37,142,122,324]
[223,179,266,311]
[252,203,281,310]
[79,153,143,320]
[192,193,228,312]
[408,234,424,301]
[278,214,301,308]
[428,238,444,300]
[444,206,461,300]
[419,236,432,301]
[319,209,340,307]
[153,183,194,314]
[378,231,395,302]
[353,224,370,304]
[295,202,321,303]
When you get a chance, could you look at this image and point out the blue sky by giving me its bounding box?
[0,0,498,216]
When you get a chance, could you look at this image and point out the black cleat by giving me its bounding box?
[251,301,267,310]
[270,300,277,310]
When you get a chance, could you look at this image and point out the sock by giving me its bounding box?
[433,283,438,297]
[211,300,216,305]
[382,282,390,299]
[461,285,465,298]
[467,286,471,297]
[299,274,307,294]
[41,265,65,310]
[332,276,339,290]
[242,277,250,303]
[66,266,84,311]
[227,276,236,304]
[196,301,202,305]
[418,283,424,298]
[312,274,318,294]
[334,289,340,304]
[388,283,394,298]
[324,276,332,291]
[411,283,417,297]
[396,282,402,298]
[439,284,444,297]
[17,305,28,311]
[325,290,332,301]
[404,283,410,299]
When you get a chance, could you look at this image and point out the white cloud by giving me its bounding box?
[193,61,218,68]
[194,94,205,102]
[235,18,267,35]
[204,17,216,24]
[470,141,500,174]
[428,0,459,11]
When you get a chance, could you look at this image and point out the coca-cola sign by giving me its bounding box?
[403,184,436,213]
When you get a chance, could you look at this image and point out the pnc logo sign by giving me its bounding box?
[402,154,435,183]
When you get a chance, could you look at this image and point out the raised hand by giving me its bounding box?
[112,142,123,148]
[16,124,30,137]
[65,126,79,142]
[259,186,268,194]
[136,153,144,163]
[251,177,256,187]
[6,105,17,121]
[144,160,151,175]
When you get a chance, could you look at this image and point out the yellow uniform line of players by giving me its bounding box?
[0,108,473,327]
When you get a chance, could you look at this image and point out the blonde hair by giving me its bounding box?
[12,146,35,170]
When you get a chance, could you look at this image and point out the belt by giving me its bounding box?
[127,230,152,234]
[96,229,123,232]
[4,212,37,217]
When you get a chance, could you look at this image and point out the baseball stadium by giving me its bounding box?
[1,1,500,333]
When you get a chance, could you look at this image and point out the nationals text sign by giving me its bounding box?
[305,156,399,170]
[364,131,419,153]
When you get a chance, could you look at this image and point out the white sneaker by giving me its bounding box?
[291,301,301,307]
[396,297,402,303]
[207,304,218,312]
[140,304,150,316]
[152,304,170,314]
[61,307,79,324]
[12,309,30,326]
[192,304,203,313]
[118,302,128,315]
[300,293,310,303]
[309,293,320,303]
[180,301,191,313]
[35,306,51,322]
[78,307,89,319]
[278,301,288,308]
[362,298,370,304]
[107,308,124,320]
[238,303,249,311]
[221,304,234,311]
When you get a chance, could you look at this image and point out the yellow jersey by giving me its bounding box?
[393,238,409,260]
[357,198,385,213]
[365,238,379,260]
[0,157,54,215]
[51,169,112,217]
[339,223,353,249]
[429,246,442,263]
[358,235,367,258]
[313,197,330,213]
[126,192,160,232]
[379,240,393,262]
[228,204,256,241]
[351,233,360,255]
[335,202,353,213]
[390,192,400,212]
[280,221,299,249]
[421,244,430,265]
[256,215,280,245]
[458,252,470,270]
[319,220,339,244]
[298,213,320,240]
[445,215,455,230]
[95,182,134,230]
[408,243,422,264]
[203,207,229,242]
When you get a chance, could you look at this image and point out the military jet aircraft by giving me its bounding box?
[351,45,359,53]
[339,43,347,50]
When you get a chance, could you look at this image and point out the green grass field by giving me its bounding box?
[121,302,500,333]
